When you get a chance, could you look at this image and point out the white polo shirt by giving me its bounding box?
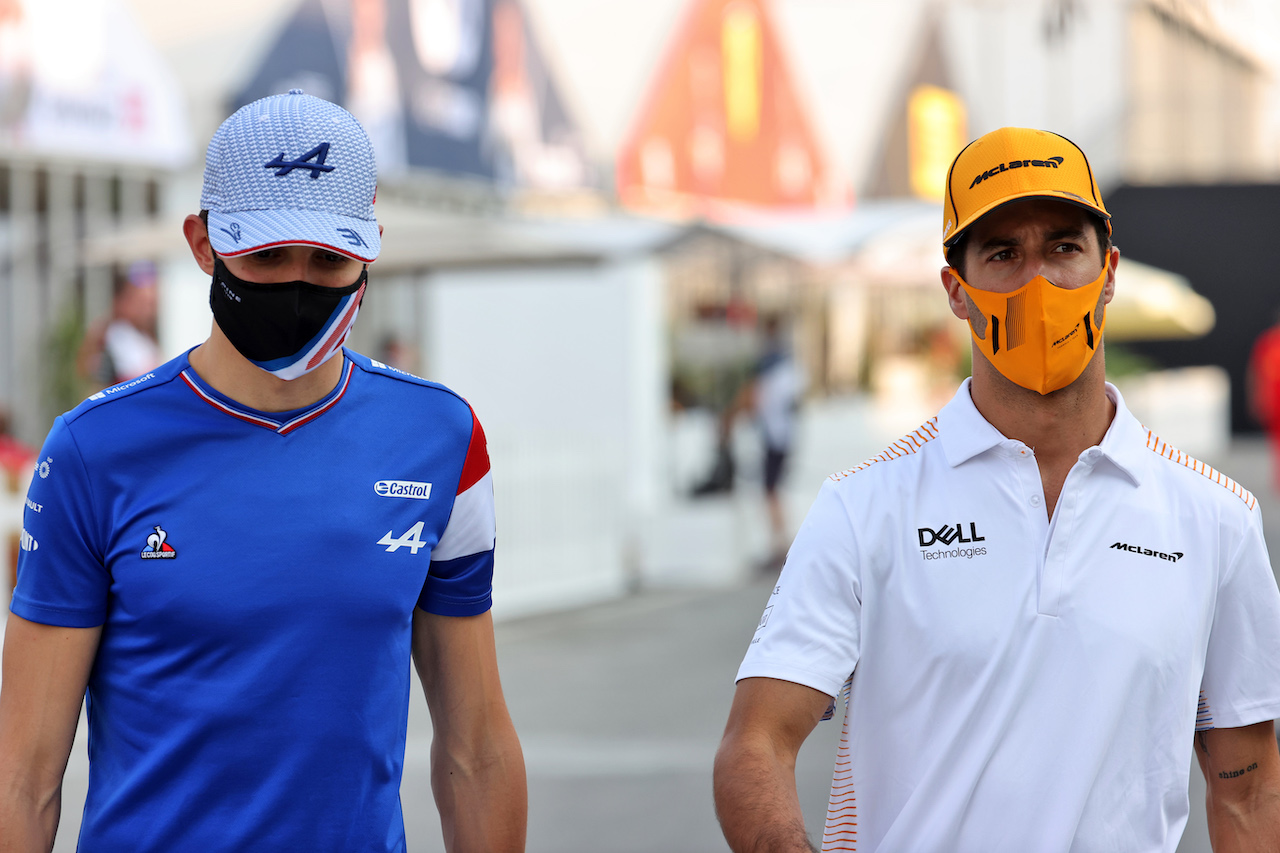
[738,380,1280,853]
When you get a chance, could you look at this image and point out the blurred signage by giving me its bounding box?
[234,0,589,189]
[617,0,846,217]
[0,0,190,168]
[907,84,966,203]
[721,2,761,144]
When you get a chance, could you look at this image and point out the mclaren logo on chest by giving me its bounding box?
[1111,541,1183,562]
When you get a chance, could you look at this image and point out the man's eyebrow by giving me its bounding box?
[976,228,1088,254]
[1045,227,1088,242]
[976,236,1020,253]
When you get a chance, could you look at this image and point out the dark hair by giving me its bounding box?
[946,212,1111,278]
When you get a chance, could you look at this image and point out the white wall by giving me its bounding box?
[420,258,667,618]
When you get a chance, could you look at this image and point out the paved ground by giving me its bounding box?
[29,437,1280,852]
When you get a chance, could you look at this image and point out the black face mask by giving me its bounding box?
[209,257,367,380]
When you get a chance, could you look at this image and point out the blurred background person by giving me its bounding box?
[1248,314,1280,489]
[76,261,162,389]
[0,406,33,488]
[725,313,806,570]
[0,405,32,594]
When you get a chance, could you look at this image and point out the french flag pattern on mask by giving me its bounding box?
[421,407,496,614]
[253,283,366,381]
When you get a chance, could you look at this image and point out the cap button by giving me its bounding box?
[288,88,304,95]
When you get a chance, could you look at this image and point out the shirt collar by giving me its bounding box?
[936,378,1145,487]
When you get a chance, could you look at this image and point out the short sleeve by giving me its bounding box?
[736,478,862,699]
[418,406,495,617]
[11,417,111,628]
[1199,502,1280,729]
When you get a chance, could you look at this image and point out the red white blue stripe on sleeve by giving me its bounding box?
[419,408,495,616]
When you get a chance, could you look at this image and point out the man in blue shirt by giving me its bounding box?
[0,90,526,852]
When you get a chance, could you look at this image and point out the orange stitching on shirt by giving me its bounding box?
[829,419,940,482]
[1145,430,1256,510]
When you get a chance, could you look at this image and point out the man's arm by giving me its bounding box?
[1195,721,1280,852]
[411,607,526,853]
[0,614,101,853]
[714,676,833,853]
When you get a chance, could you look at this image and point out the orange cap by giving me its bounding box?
[942,127,1110,249]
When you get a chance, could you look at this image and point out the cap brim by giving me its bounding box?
[207,209,380,262]
[944,190,1111,248]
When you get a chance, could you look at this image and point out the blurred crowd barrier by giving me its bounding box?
[1,467,27,603]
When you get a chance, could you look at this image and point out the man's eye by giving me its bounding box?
[990,250,1013,262]
[1054,243,1081,254]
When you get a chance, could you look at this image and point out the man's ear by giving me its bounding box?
[1102,245,1120,305]
[941,266,970,321]
[367,223,384,267]
[182,214,215,276]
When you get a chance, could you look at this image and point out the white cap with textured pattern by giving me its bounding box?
[201,90,380,262]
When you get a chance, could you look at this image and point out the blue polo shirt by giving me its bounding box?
[12,349,496,852]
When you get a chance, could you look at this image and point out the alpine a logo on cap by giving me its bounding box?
[375,480,433,500]
[969,156,1064,189]
[264,142,335,179]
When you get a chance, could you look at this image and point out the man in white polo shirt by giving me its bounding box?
[713,127,1280,852]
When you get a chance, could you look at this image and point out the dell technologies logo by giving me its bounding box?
[918,522,985,547]
[918,521,987,561]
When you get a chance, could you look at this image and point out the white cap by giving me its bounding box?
[200,90,380,262]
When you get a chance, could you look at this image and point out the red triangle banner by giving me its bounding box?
[617,0,846,216]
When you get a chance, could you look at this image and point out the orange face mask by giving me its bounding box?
[953,265,1108,395]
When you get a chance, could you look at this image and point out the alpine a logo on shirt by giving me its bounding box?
[141,525,178,559]
[1110,541,1184,562]
[379,521,429,554]
[918,521,988,560]
[374,480,432,500]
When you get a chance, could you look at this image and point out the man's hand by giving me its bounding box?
[0,614,101,853]
[713,676,832,853]
[1195,720,1280,852]
[412,608,526,853]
